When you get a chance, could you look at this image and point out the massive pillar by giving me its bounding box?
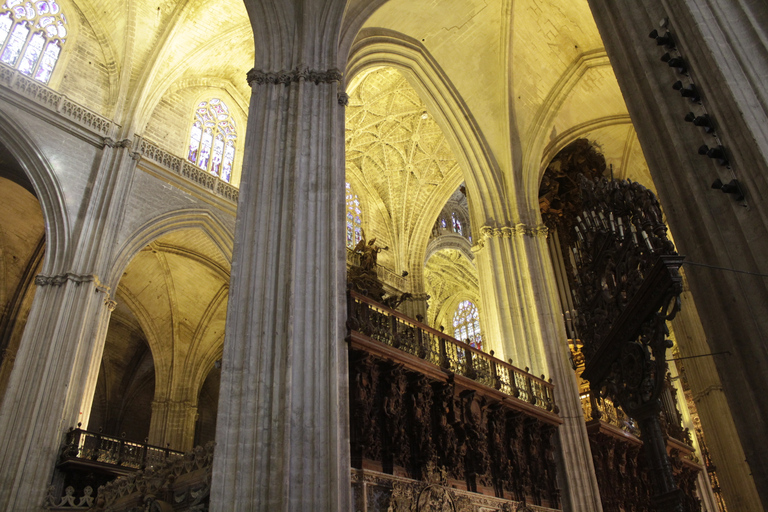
[473,223,603,511]
[209,2,350,510]
[671,288,762,511]
[0,139,136,511]
[586,0,768,507]
[520,224,604,512]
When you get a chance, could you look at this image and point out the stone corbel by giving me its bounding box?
[102,137,132,150]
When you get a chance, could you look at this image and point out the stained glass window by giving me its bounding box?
[186,98,237,183]
[0,1,67,84]
[346,182,362,249]
[451,213,462,235]
[453,300,482,350]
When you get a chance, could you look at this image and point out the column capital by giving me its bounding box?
[246,68,342,87]
[472,223,549,251]
[35,272,99,287]
[35,272,116,308]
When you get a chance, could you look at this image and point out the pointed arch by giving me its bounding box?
[0,108,69,274]
[108,208,233,289]
[346,28,509,228]
[539,115,633,179]
[522,50,613,216]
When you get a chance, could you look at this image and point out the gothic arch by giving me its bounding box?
[0,108,69,275]
[522,50,613,217]
[108,208,234,289]
[539,115,632,179]
[347,28,509,228]
[424,234,474,265]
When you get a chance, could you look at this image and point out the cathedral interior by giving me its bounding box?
[0,0,766,511]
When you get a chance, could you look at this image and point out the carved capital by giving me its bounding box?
[337,92,349,106]
[105,298,117,311]
[35,272,97,287]
[35,273,113,300]
[473,223,548,251]
[247,68,343,87]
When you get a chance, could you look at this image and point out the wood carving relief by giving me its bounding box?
[349,348,560,509]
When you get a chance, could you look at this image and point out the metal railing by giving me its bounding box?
[59,427,183,471]
[347,290,557,413]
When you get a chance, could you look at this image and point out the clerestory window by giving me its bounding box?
[0,0,67,84]
[187,98,237,183]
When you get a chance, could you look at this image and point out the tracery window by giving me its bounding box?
[453,300,482,350]
[187,98,237,183]
[0,0,67,84]
[346,182,362,248]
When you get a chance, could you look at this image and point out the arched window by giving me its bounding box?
[453,300,482,350]
[0,0,67,84]
[346,182,362,248]
[187,98,237,182]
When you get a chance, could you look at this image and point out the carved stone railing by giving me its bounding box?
[137,138,239,204]
[90,443,214,512]
[58,427,184,473]
[347,290,557,413]
[0,63,240,206]
[0,62,115,136]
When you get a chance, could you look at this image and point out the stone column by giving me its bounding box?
[519,224,604,512]
[209,3,350,509]
[473,227,539,369]
[671,289,761,511]
[586,0,768,506]
[148,399,198,452]
[0,276,113,510]
[473,223,603,511]
[0,139,136,511]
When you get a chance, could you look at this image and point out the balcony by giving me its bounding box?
[347,290,562,510]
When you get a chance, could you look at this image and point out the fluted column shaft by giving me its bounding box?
[0,138,136,511]
[473,228,536,369]
[671,289,762,511]
[587,0,768,506]
[520,226,604,512]
[0,278,113,509]
[473,224,603,511]
[209,70,349,510]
